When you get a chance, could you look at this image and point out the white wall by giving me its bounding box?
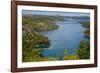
[0,0,99,73]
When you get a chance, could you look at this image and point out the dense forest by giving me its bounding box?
[77,21,90,59]
[22,14,90,62]
[22,15,61,62]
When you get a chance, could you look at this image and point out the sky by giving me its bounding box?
[22,10,90,17]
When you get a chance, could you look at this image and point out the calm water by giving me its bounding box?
[41,18,86,57]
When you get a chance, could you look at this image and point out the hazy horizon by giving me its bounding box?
[22,10,90,17]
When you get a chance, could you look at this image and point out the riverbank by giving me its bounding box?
[22,15,61,62]
[80,21,90,37]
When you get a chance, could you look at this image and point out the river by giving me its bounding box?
[41,18,87,57]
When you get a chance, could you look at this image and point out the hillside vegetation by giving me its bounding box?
[22,15,60,62]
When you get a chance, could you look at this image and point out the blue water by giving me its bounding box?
[41,18,86,57]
